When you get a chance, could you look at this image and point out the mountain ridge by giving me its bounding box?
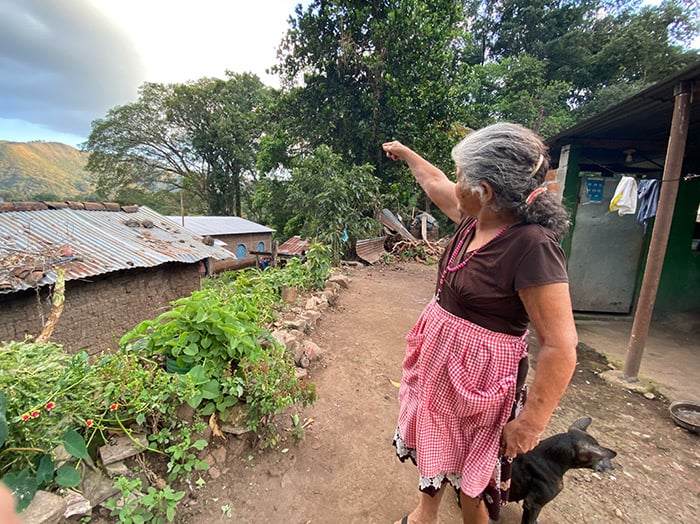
[0,140,94,200]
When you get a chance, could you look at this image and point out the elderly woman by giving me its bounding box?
[382,123,578,524]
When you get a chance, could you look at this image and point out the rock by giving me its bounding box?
[208,466,221,479]
[220,405,251,436]
[321,288,338,305]
[315,298,329,312]
[328,274,350,289]
[104,460,130,477]
[305,297,319,310]
[21,490,67,524]
[295,368,309,380]
[80,467,120,507]
[301,310,321,327]
[302,340,321,360]
[284,319,308,332]
[63,489,92,519]
[99,433,148,465]
[298,355,311,368]
[644,392,656,400]
[271,329,294,346]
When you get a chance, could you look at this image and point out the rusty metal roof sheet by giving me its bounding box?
[164,216,275,236]
[378,209,417,241]
[0,203,234,294]
[356,236,388,264]
[277,236,310,256]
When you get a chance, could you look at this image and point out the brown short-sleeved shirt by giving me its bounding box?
[436,216,569,336]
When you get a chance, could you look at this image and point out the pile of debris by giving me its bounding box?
[355,209,446,264]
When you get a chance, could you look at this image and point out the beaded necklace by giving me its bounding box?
[435,220,511,302]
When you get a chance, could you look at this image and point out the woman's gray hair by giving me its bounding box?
[451,122,570,238]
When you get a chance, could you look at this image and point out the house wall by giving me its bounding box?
[648,178,700,318]
[210,232,272,272]
[563,155,700,318]
[214,232,271,257]
[0,262,201,355]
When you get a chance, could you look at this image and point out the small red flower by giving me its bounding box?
[21,413,30,421]
[31,410,40,418]
[45,402,55,411]
[109,403,118,411]
[86,419,93,427]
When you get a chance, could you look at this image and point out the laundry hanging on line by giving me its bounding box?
[609,176,638,216]
[636,179,660,233]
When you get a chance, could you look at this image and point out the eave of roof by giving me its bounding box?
[547,61,700,175]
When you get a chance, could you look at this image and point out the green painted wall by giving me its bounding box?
[652,177,700,318]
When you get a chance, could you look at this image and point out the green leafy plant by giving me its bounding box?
[239,343,316,448]
[0,340,194,510]
[148,420,209,483]
[0,425,90,511]
[121,289,274,417]
[0,342,102,474]
[104,476,185,524]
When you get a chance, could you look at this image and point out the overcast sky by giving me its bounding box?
[0,0,303,147]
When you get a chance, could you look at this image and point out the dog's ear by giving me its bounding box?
[569,416,592,433]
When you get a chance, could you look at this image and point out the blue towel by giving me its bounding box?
[636,179,660,233]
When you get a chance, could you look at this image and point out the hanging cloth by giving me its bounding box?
[636,179,660,233]
[609,176,638,216]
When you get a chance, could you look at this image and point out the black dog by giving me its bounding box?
[508,416,617,524]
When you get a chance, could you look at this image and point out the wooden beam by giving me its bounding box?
[623,81,692,380]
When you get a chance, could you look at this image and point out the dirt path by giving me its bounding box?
[178,262,700,524]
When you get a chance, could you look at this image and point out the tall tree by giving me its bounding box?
[463,0,699,110]
[85,83,199,203]
[168,73,274,215]
[273,0,466,181]
[85,74,274,216]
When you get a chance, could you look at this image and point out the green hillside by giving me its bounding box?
[0,140,94,200]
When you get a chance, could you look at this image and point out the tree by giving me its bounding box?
[462,0,699,110]
[85,74,274,216]
[252,145,383,259]
[462,54,576,137]
[168,73,275,215]
[85,83,199,205]
[274,0,466,181]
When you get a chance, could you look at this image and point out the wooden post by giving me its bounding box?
[623,81,692,380]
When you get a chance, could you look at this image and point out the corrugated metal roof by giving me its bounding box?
[379,209,417,241]
[0,204,234,294]
[277,236,310,256]
[165,216,275,236]
[356,237,388,264]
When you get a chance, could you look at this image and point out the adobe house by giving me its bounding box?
[0,202,233,354]
[166,216,274,271]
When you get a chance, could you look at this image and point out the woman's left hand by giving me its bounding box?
[501,417,542,458]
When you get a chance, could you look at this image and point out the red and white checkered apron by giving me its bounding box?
[395,298,528,498]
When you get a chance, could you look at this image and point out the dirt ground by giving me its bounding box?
[172,261,699,524]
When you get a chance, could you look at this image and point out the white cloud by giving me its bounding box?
[92,0,301,86]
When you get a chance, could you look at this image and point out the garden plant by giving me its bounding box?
[0,243,331,520]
